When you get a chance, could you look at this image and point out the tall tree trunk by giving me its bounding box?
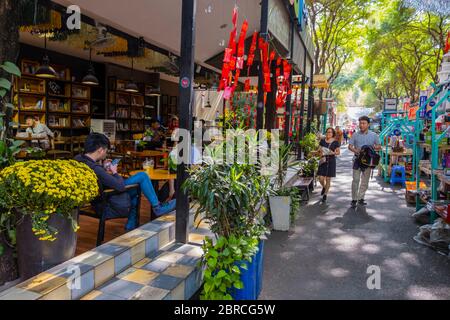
[0,0,20,286]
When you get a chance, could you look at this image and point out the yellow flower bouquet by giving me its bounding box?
[0,160,98,241]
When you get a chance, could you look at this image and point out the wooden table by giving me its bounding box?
[14,135,48,151]
[130,169,176,181]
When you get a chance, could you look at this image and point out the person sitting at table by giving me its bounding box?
[145,119,165,150]
[24,115,54,150]
[75,133,176,231]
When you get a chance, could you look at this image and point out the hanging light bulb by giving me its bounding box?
[35,35,57,79]
[125,58,139,93]
[82,48,99,86]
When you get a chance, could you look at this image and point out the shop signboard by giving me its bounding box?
[419,94,427,118]
[312,74,329,89]
[384,98,397,113]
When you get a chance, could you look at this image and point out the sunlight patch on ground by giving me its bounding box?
[382,258,409,281]
[279,251,297,260]
[329,234,364,252]
[361,244,380,254]
[406,286,440,300]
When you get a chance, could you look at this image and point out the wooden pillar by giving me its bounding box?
[176,0,196,244]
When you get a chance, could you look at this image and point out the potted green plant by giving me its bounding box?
[183,137,271,300]
[0,159,99,279]
[299,132,319,158]
[300,156,319,178]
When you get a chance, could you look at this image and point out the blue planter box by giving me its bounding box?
[231,241,264,300]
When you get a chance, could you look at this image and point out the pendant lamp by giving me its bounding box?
[35,35,57,79]
[125,58,139,93]
[82,48,99,86]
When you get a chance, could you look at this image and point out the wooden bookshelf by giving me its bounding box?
[108,77,147,139]
[13,59,96,134]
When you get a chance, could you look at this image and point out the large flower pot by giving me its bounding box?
[231,241,265,300]
[16,210,78,280]
[269,196,291,231]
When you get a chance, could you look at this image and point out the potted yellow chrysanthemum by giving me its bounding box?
[0,160,99,279]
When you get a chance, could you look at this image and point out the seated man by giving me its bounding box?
[75,133,176,231]
[24,115,54,150]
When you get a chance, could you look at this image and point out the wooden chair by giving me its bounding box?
[71,135,87,156]
[46,135,72,160]
[79,184,142,246]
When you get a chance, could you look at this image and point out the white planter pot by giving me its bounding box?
[269,196,291,231]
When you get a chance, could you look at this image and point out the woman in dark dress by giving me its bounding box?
[317,128,341,202]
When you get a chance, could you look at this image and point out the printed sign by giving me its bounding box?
[384,98,397,113]
[180,77,190,89]
[419,95,427,118]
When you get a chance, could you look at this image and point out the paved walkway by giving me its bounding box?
[261,146,450,300]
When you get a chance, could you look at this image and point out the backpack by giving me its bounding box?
[359,145,380,168]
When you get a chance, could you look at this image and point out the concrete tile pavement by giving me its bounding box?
[260,146,450,300]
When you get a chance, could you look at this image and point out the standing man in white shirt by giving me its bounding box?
[348,116,381,208]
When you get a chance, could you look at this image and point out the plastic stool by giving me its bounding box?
[390,165,406,187]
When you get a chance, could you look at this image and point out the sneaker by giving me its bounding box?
[321,188,326,196]
[358,199,367,206]
[351,200,357,208]
[125,211,138,231]
[322,195,327,202]
[153,199,176,217]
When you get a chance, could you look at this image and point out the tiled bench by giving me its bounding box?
[0,212,214,300]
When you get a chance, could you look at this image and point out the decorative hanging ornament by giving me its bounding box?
[445,31,450,54]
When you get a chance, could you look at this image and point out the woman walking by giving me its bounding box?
[317,128,341,202]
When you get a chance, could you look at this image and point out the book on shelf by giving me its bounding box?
[117,95,130,105]
[72,101,90,113]
[130,109,144,119]
[72,118,88,128]
[21,99,44,110]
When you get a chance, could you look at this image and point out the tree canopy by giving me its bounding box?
[306,0,450,112]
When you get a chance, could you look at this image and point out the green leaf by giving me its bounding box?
[0,89,6,98]
[232,265,240,273]
[207,258,217,268]
[216,270,227,279]
[233,281,244,290]
[219,283,227,293]
[7,229,16,245]
[209,249,219,258]
[5,103,14,110]
[1,62,21,77]
[204,282,212,293]
[0,78,11,91]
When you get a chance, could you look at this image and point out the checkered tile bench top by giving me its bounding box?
[0,213,214,300]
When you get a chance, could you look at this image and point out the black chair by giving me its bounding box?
[79,184,142,246]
